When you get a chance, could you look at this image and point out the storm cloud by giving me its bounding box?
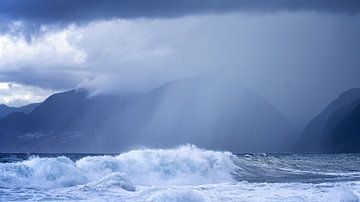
[0,1,360,122]
[0,0,359,31]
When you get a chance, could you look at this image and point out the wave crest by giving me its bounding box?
[0,145,237,190]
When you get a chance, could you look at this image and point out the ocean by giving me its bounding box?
[1,145,360,202]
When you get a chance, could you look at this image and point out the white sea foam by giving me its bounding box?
[76,144,237,186]
[82,172,136,191]
[1,145,360,201]
[0,145,237,190]
[145,189,206,202]
[0,156,87,188]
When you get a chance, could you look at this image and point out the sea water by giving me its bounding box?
[1,145,360,201]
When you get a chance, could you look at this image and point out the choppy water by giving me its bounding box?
[1,145,360,201]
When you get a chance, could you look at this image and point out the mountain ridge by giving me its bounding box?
[297,88,360,153]
[0,103,40,119]
[0,75,299,153]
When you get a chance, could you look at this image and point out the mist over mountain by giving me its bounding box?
[100,74,300,152]
[3,79,360,154]
[297,88,360,153]
[0,75,299,153]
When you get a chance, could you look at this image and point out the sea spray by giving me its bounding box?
[77,144,237,186]
[1,147,360,201]
[0,145,237,190]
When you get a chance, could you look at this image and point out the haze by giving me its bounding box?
[1,0,360,123]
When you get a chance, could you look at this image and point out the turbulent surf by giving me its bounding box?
[1,145,360,201]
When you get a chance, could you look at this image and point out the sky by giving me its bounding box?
[0,0,360,121]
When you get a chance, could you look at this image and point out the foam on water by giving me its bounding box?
[1,145,360,201]
[82,172,136,192]
[146,189,206,202]
[0,145,236,190]
[77,144,237,186]
[0,156,87,188]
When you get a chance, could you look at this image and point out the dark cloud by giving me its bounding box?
[0,4,360,120]
[0,0,359,30]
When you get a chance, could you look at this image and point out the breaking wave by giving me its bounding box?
[1,145,360,201]
[0,145,237,190]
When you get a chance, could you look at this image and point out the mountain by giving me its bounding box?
[0,90,124,152]
[100,74,298,152]
[321,102,360,152]
[0,75,298,153]
[0,103,40,119]
[297,88,360,153]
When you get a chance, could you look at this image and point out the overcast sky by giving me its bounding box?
[0,0,360,121]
